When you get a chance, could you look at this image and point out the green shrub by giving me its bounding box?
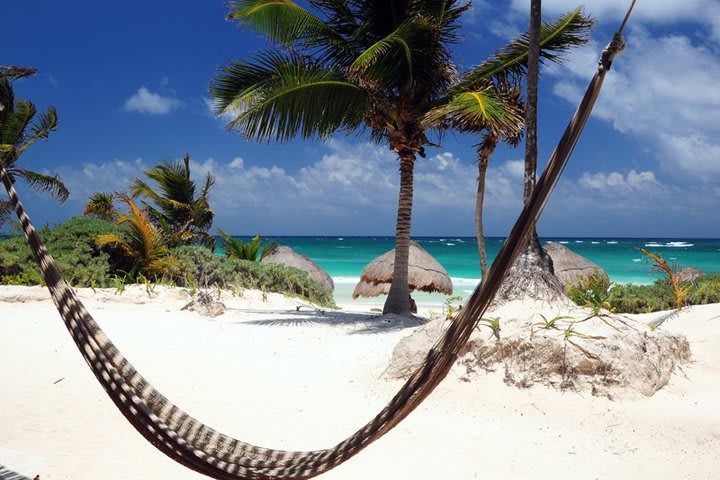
[170,245,335,307]
[0,216,124,287]
[567,272,720,314]
[566,271,612,309]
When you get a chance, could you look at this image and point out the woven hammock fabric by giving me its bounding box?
[0,3,633,478]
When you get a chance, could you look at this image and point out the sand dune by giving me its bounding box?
[0,285,718,479]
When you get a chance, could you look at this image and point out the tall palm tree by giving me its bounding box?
[211,1,591,314]
[0,71,69,227]
[129,154,215,248]
[494,0,567,303]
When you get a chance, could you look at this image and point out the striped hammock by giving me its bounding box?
[0,3,634,479]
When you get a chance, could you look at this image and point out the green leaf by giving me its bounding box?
[458,8,593,90]
[13,168,69,203]
[213,52,370,142]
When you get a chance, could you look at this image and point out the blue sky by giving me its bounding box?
[3,0,720,237]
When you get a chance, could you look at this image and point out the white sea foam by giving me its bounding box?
[575,240,584,243]
[632,258,642,263]
[607,241,619,244]
[338,237,344,240]
[451,277,482,287]
[445,243,456,246]
[591,241,600,244]
[332,276,361,284]
[559,241,569,244]
[645,242,694,248]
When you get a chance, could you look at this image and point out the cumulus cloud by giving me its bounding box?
[546,27,720,181]
[123,87,183,115]
[510,0,720,42]
[50,140,718,236]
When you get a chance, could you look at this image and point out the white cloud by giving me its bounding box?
[510,0,720,42]
[123,87,183,115]
[546,28,720,181]
[53,141,719,236]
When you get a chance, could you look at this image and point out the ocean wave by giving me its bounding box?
[591,241,600,244]
[645,242,694,248]
[559,241,569,244]
[606,241,618,244]
[575,240,584,243]
[632,258,642,263]
[445,243,456,246]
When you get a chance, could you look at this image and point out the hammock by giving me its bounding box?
[0,4,634,479]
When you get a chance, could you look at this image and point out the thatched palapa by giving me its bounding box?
[543,242,608,288]
[261,246,334,292]
[352,241,452,299]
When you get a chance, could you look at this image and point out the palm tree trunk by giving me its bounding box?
[383,151,415,315]
[494,0,566,305]
[476,134,498,277]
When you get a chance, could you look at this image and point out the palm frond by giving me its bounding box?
[457,8,593,90]
[17,107,58,155]
[0,66,37,79]
[228,0,353,59]
[84,192,118,221]
[13,168,69,203]
[213,53,370,142]
[1,100,36,150]
[423,87,524,137]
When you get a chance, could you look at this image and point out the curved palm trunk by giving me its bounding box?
[383,152,415,315]
[475,134,498,277]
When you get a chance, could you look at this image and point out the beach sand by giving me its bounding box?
[1,285,719,479]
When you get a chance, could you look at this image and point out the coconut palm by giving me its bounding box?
[84,192,118,221]
[95,194,175,278]
[211,1,591,314]
[493,0,569,304]
[129,154,215,248]
[0,73,69,227]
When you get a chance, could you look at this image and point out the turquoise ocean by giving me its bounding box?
[222,237,720,305]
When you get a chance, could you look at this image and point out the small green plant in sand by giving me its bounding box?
[478,317,501,340]
[444,295,463,320]
[561,322,606,360]
[530,314,573,336]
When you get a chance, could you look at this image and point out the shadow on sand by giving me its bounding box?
[226,308,427,334]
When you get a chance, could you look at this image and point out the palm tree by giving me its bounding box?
[129,154,215,248]
[211,1,591,314]
[494,0,567,304]
[95,194,175,279]
[0,72,69,227]
[84,192,118,221]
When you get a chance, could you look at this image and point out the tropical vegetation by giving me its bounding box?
[567,269,720,315]
[211,0,592,314]
[84,192,118,221]
[129,154,215,248]
[218,228,278,261]
[0,69,69,228]
[0,215,334,306]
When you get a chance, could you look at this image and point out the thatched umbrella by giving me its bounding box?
[543,242,608,288]
[352,241,453,299]
[261,246,334,292]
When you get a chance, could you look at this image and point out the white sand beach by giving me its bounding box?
[1,285,719,480]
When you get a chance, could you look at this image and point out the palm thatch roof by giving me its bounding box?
[543,242,608,287]
[261,246,334,292]
[352,241,453,299]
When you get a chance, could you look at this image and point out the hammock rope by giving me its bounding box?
[0,3,634,479]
